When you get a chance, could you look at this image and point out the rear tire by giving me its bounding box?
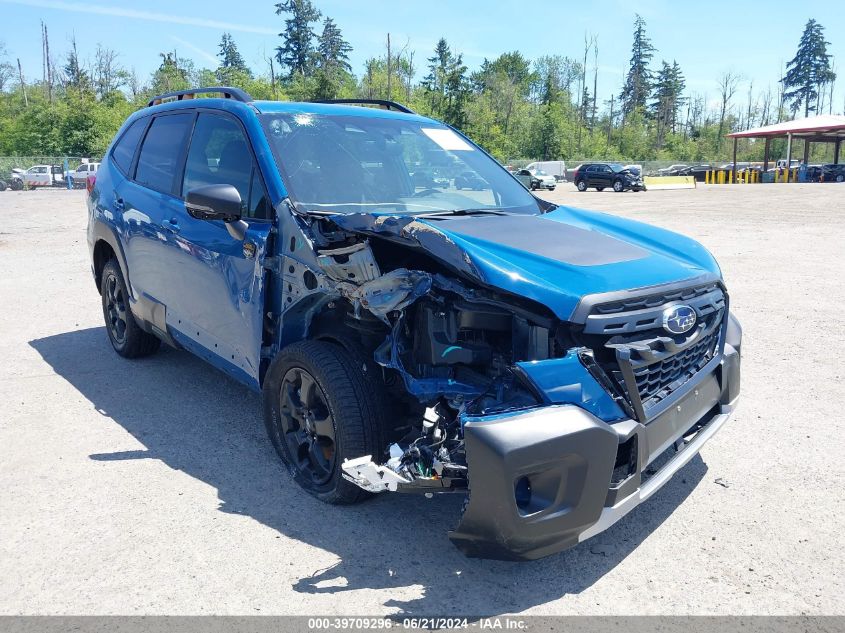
[576,180,587,192]
[596,187,604,192]
[101,259,161,358]
[263,340,384,505]
[837,174,844,183]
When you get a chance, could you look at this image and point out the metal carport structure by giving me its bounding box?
[726,114,845,182]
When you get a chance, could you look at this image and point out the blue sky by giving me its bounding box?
[3,0,844,114]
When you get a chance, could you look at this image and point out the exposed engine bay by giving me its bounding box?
[276,206,575,495]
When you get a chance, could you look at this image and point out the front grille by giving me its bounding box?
[611,324,720,412]
[583,282,727,421]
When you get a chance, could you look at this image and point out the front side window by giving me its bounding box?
[135,113,194,194]
[182,113,268,219]
[260,112,541,216]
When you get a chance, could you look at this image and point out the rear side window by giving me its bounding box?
[111,118,148,175]
[135,113,194,194]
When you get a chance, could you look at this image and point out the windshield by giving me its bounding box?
[609,163,625,173]
[260,112,541,215]
[533,169,548,176]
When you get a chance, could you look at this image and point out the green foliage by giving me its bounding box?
[782,19,836,117]
[620,14,655,117]
[0,11,839,168]
[422,38,469,128]
[274,0,322,78]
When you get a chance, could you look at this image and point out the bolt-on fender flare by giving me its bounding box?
[91,219,132,295]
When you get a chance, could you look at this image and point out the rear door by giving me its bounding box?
[596,164,613,187]
[118,112,195,319]
[166,110,273,388]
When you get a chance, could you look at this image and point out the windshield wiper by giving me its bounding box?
[415,208,509,218]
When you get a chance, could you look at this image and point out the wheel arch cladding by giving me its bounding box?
[92,239,116,291]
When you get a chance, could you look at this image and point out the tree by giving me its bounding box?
[422,38,469,128]
[651,60,686,147]
[151,52,192,93]
[216,33,252,84]
[93,45,128,99]
[620,14,655,118]
[274,0,322,78]
[317,18,352,73]
[63,36,92,93]
[716,70,740,151]
[218,33,250,73]
[781,19,836,117]
[0,41,14,92]
[310,17,354,100]
[531,55,580,105]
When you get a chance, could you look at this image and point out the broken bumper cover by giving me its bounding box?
[449,342,740,561]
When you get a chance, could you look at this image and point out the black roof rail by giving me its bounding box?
[147,86,253,108]
[311,99,415,114]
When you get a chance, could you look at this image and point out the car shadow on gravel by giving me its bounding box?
[31,326,707,616]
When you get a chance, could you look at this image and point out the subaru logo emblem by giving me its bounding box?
[663,304,697,335]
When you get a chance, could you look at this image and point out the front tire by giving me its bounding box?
[836,174,844,183]
[576,180,587,192]
[613,180,624,192]
[263,340,384,504]
[596,187,604,192]
[100,259,161,358]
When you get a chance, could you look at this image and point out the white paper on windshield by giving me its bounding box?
[422,127,474,151]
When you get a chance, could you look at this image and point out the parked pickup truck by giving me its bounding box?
[23,164,66,188]
[70,162,100,188]
[87,88,742,560]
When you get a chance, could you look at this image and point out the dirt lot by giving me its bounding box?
[0,184,843,616]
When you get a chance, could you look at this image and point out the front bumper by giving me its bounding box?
[449,340,740,560]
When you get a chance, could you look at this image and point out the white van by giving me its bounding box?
[525,160,567,182]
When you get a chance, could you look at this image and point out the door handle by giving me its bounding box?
[113,196,125,211]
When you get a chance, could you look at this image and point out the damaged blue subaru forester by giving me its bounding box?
[87,87,741,560]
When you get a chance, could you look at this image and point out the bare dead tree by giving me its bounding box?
[591,36,599,127]
[744,79,754,129]
[94,45,125,98]
[716,70,740,151]
[386,33,391,101]
[17,57,28,106]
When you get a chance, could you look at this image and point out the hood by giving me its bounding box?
[328,206,721,321]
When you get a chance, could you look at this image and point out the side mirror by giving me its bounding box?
[185,184,242,222]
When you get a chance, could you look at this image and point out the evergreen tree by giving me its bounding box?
[217,33,252,84]
[317,18,352,72]
[620,14,655,117]
[64,37,92,93]
[423,38,469,128]
[651,60,686,147]
[781,19,836,117]
[274,0,322,78]
[218,33,249,72]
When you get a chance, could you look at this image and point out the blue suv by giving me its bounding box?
[87,87,742,560]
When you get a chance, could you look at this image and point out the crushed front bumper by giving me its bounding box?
[449,341,740,561]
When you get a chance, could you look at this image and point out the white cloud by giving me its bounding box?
[170,36,218,66]
[2,0,278,35]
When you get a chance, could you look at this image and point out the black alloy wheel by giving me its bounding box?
[278,367,337,485]
[104,270,128,346]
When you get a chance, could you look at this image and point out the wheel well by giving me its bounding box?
[93,240,116,292]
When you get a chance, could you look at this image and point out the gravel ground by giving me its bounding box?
[0,184,843,616]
